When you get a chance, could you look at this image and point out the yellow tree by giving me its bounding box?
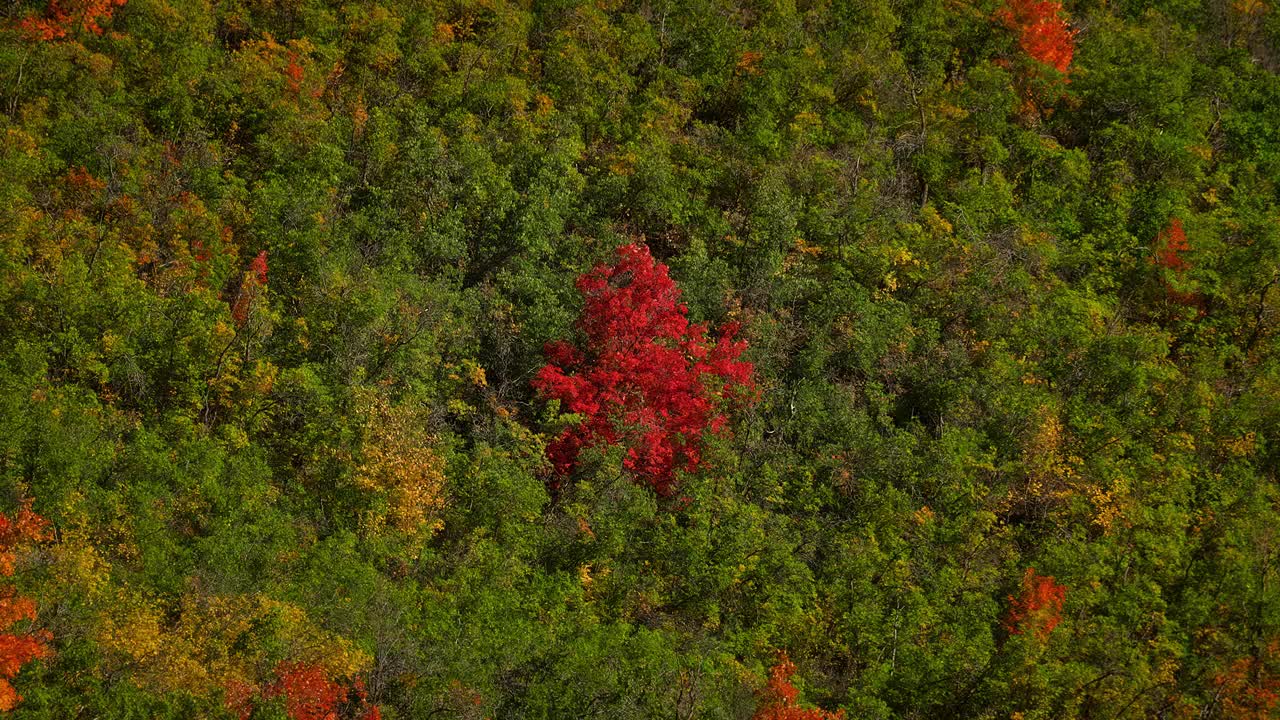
[354,389,447,546]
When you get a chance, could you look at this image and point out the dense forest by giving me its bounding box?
[1,0,1280,716]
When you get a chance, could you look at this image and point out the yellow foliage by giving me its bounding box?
[1234,0,1269,16]
[607,150,637,176]
[790,110,822,134]
[47,491,112,601]
[880,272,899,294]
[1002,405,1078,516]
[48,540,110,600]
[1005,406,1133,532]
[912,506,936,526]
[1085,478,1130,533]
[95,589,371,699]
[782,237,825,272]
[1024,406,1075,489]
[463,359,488,387]
[250,359,279,396]
[95,591,166,671]
[891,247,920,267]
[1224,431,1257,457]
[256,596,371,677]
[3,128,39,157]
[922,206,953,238]
[354,389,447,543]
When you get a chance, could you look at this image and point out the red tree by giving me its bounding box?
[0,503,52,712]
[998,0,1077,75]
[1003,567,1066,642]
[753,652,845,720]
[533,243,756,496]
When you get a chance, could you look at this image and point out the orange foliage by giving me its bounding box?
[1152,218,1191,272]
[17,0,126,42]
[753,652,845,720]
[998,0,1077,75]
[736,50,765,76]
[271,662,347,720]
[228,662,380,720]
[1003,567,1066,642]
[234,35,328,109]
[0,503,52,711]
[65,166,106,194]
[1212,641,1280,720]
[284,56,306,96]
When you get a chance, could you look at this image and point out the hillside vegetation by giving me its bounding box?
[2,0,1280,717]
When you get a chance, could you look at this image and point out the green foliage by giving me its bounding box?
[2,0,1280,717]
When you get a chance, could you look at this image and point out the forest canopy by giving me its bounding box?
[2,0,1280,717]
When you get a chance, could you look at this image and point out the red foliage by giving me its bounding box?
[228,663,380,720]
[1150,218,1205,311]
[223,679,257,720]
[1003,567,1066,642]
[998,0,1077,74]
[231,250,269,327]
[533,243,756,496]
[347,678,381,720]
[753,652,845,720]
[0,503,52,712]
[250,250,269,285]
[17,0,126,42]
